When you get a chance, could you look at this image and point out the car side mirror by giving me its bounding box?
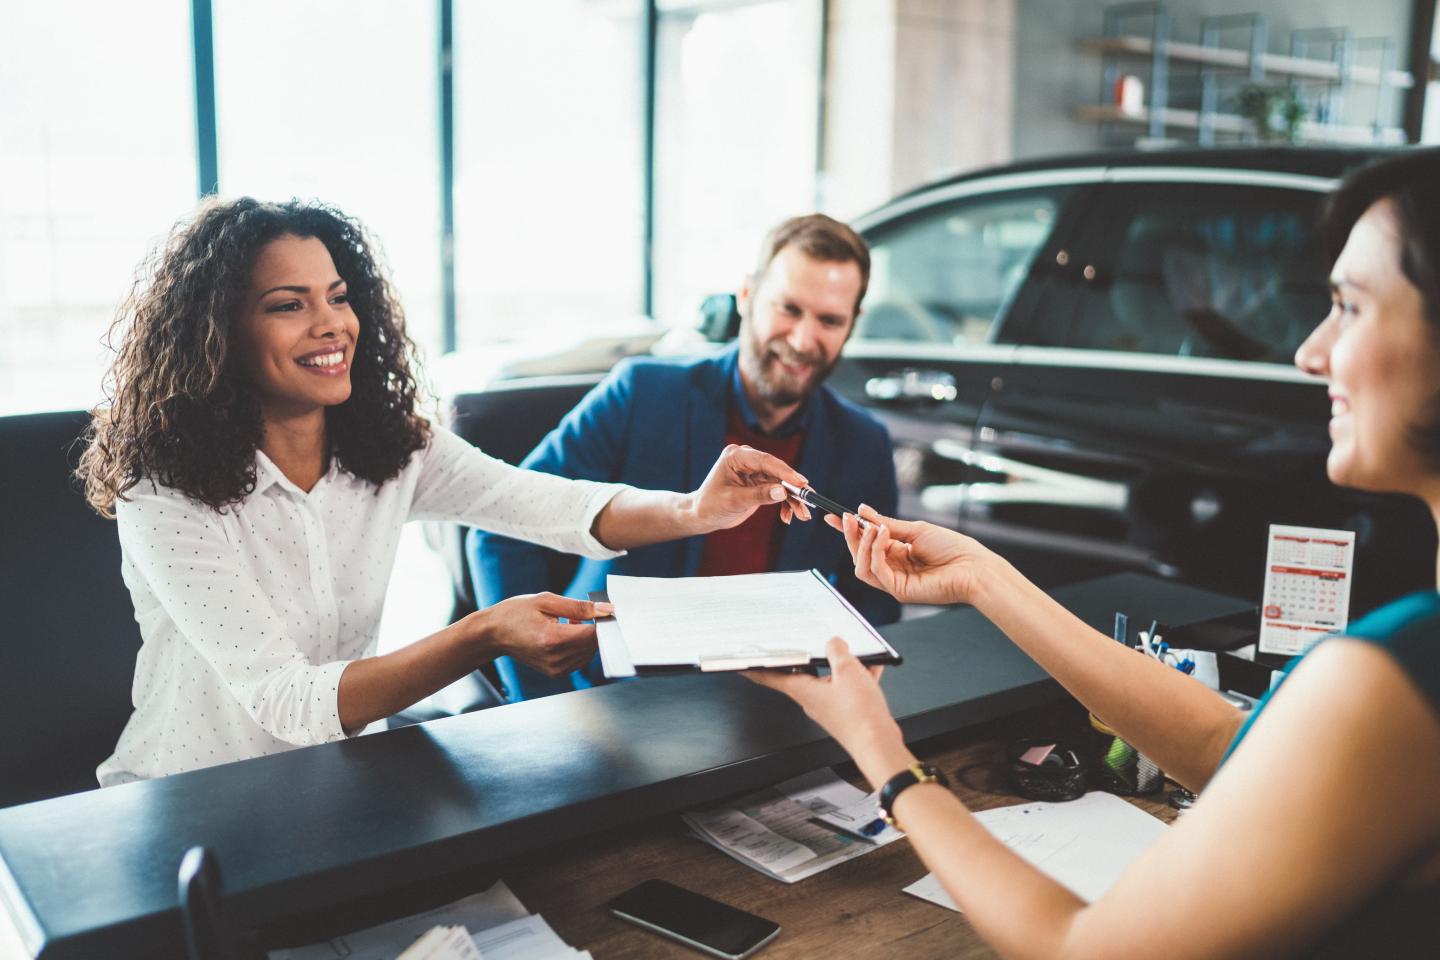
[698,293,741,342]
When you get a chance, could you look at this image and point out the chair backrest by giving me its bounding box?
[441,374,603,617]
[0,411,142,808]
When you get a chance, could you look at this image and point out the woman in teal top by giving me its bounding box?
[750,148,1440,959]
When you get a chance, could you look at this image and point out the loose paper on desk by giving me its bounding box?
[267,880,589,960]
[683,768,902,883]
[396,925,482,960]
[904,792,1168,910]
[602,571,890,674]
[1258,524,1355,657]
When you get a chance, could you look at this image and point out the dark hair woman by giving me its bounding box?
[748,149,1440,959]
[81,197,809,785]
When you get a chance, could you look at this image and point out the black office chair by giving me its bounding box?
[440,375,604,620]
[390,375,602,719]
[0,411,143,808]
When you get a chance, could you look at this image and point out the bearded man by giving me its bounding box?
[469,214,899,700]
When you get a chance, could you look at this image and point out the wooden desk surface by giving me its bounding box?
[503,703,1179,959]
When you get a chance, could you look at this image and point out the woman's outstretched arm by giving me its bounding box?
[590,443,811,549]
[832,508,1242,788]
[750,637,1440,960]
[336,592,610,732]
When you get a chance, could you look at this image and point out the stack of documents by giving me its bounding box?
[682,769,904,883]
[396,926,481,960]
[268,880,590,960]
[597,571,900,676]
[903,792,1169,910]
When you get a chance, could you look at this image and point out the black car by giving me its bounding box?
[451,147,1433,618]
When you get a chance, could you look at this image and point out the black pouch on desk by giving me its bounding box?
[1006,738,1087,802]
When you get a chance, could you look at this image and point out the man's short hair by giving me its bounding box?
[751,214,871,315]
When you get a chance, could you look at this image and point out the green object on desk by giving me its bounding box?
[1103,736,1137,784]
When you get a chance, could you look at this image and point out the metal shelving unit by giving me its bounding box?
[1081,2,1413,146]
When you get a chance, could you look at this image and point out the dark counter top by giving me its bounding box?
[0,572,1249,959]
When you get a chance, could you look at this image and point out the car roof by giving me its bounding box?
[878,145,1401,209]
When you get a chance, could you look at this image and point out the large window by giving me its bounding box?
[0,2,195,415]
[453,1,646,350]
[214,0,444,363]
[1,1,829,416]
[653,0,821,328]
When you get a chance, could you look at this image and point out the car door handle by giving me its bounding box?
[865,370,958,403]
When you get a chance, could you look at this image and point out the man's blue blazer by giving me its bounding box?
[468,344,900,700]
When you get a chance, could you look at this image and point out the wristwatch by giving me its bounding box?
[878,763,949,829]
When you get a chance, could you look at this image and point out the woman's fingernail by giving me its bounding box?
[771,486,786,501]
[595,602,614,615]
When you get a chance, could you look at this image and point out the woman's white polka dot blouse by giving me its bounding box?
[98,426,625,786]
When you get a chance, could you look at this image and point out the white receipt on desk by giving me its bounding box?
[904,792,1169,909]
[683,768,902,884]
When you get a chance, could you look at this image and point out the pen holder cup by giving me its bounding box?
[1006,738,1087,802]
[1087,714,1163,796]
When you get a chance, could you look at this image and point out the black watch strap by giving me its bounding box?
[878,763,948,827]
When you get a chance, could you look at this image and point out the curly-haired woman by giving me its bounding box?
[750,149,1440,957]
[82,197,809,785]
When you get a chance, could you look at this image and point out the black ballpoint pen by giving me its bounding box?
[780,481,875,529]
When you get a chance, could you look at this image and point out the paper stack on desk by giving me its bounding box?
[267,880,590,960]
[395,925,481,960]
[682,768,903,883]
[903,792,1169,911]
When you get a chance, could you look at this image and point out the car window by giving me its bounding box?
[858,188,1070,346]
[1046,183,1330,363]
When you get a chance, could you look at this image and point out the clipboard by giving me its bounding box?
[590,569,902,677]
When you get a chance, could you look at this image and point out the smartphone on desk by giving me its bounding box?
[606,879,780,959]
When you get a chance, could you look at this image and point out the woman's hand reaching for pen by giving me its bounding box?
[828,506,994,607]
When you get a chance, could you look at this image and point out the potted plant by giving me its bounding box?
[1235,84,1306,143]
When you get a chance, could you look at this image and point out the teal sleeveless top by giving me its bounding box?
[1223,590,1440,761]
[1220,591,1440,958]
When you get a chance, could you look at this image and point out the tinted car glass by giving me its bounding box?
[1032,182,1330,363]
[858,188,1072,346]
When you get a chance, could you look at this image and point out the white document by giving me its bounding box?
[268,881,530,960]
[903,792,1169,910]
[604,571,892,672]
[595,614,634,678]
[471,914,588,960]
[683,768,902,884]
[396,926,483,960]
[1259,524,1355,656]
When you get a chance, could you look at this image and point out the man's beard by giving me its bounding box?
[739,329,837,409]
